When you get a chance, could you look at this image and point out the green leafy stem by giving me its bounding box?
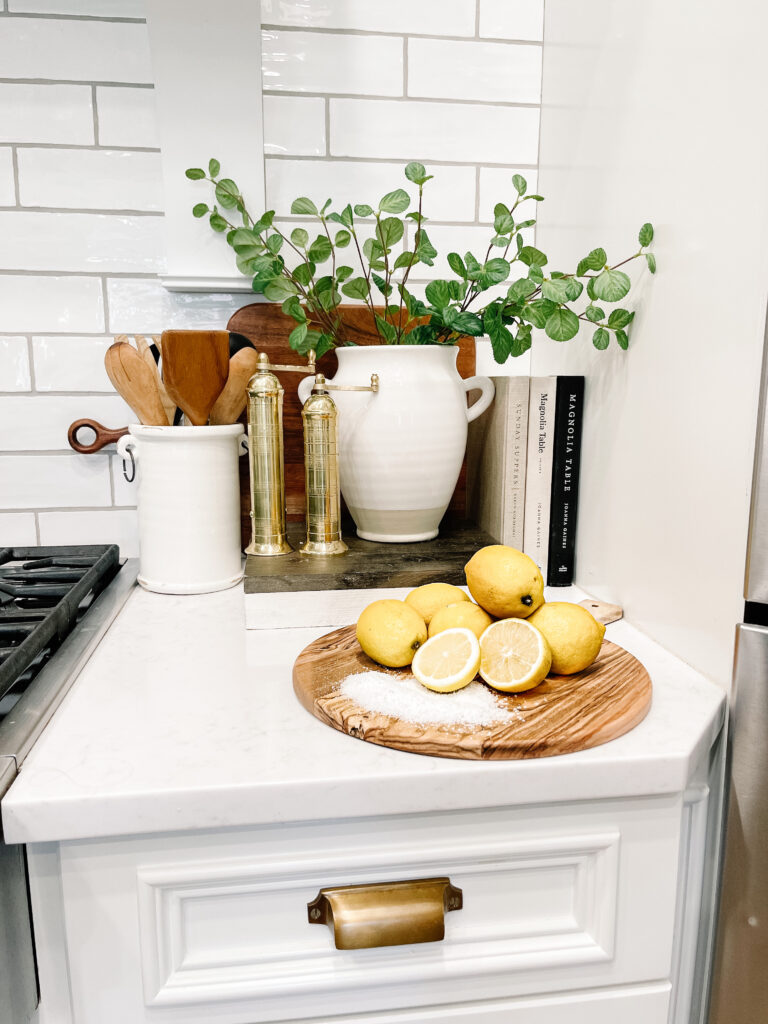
[186,158,655,362]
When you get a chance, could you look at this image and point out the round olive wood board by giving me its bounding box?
[293,625,653,761]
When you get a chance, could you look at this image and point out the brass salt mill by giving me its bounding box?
[245,351,314,556]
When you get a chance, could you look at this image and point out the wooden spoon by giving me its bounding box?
[209,347,262,424]
[134,334,176,425]
[104,341,170,425]
[161,330,230,426]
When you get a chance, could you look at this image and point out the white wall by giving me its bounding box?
[534,0,768,688]
[0,0,543,554]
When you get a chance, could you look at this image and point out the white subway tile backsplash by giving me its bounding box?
[18,149,163,212]
[0,276,104,333]
[408,39,542,105]
[0,212,163,273]
[9,0,144,14]
[263,95,326,156]
[0,84,93,145]
[38,510,139,555]
[262,29,403,97]
[33,337,114,391]
[330,99,540,164]
[0,454,111,508]
[96,87,158,149]
[479,0,545,41]
[0,19,152,84]
[479,167,539,222]
[261,0,475,36]
[0,148,15,206]
[0,337,31,391]
[266,159,476,222]
[106,278,243,333]
[110,453,137,506]
[0,395,133,451]
[0,512,37,545]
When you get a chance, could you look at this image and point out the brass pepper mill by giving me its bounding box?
[300,374,348,556]
[245,351,314,556]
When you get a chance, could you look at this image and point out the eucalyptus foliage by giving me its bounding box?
[186,159,654,361]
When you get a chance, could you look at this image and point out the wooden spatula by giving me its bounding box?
[209,347,261,425]
[134,334,175,425]
[104,341,170,425]
[161,330,230,426]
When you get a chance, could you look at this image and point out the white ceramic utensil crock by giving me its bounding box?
[299,346,494,542]
[117,424,246,594]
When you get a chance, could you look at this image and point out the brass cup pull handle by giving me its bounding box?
[307,876,463,950]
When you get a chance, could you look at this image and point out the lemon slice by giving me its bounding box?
[411,627,481,693]
[479,619,552,693]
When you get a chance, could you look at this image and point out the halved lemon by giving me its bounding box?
[479,618,552,693]
[411,627,481,693]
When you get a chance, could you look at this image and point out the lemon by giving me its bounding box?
[465,545,544,619]
[527,602,605,675]
[405,583,469,625]
[411,627,481,692]
[478,618,551,693]
[429,601,493,640]
[356,600,427,668]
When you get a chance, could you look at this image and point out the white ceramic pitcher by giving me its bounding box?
[117,424,246,594]
[299,346,494,542]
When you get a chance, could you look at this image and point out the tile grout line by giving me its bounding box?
[474,0,481,38]
[474,165,481,223]
[267,90,541,110]
[91,84,99,146]
[10,143,20,207]
[25,334,36,392]
[107,452,116,506]
[0,206,164,216]
[101,276,110,334]
[260,23,542,46]
[0,78,154,88]
[3,144,160,154]
[1,12,146,23]
[402,36,408,98]
[324,97,330,157]
[33,511,41,544]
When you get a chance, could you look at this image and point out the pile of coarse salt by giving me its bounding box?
[340,670,523,728]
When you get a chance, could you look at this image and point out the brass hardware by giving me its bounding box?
[323,372,379,394]
[300,374,348,556]
[245,351,313,557]
[307,877,463,950]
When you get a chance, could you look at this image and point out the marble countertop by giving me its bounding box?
[2,583,726,844]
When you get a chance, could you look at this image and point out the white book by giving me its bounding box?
[501,376,530,550]
[523,376,557,576]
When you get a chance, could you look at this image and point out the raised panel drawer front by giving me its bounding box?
[59,799,683,1024]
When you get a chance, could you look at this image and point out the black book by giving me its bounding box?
[546,376,585,587]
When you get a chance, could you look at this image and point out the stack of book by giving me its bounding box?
[473,375,584,586]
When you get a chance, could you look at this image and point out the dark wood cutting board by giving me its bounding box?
[293,625,653,760]
[226,303,476,548]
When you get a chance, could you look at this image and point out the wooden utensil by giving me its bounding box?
[293,625,652,761]
[161,330,230,426]
[209,346,262,425]
[104,341,170,426]
[134,334,176,425]
[68,419,128,454]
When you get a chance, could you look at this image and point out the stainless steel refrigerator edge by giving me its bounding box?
[708,311,768,1022]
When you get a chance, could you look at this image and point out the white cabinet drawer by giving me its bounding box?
[58,799,682,1024]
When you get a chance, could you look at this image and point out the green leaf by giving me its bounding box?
[375,315,397,343]
[291,197,319,216]
[465,252,483,280]
[494,203,515,234]
[592,327,610,350]
[491,235,509,247]
[425,279,452,309]
[192,203,208,218]
[405,161,428,184]
[443,310,484,336]
[266,233,283,254]
[447,252,467,279]
[482,258,511,284]
[511,324,533,358]
[339,204,354,228]
[393,250,415,270]
[335,265,353,282]
[638,222,654,246]
[321,198,332,213]
[282,295,305,321]
[512,174,527,195]
[586,277,597,300]
[209,212,228,233]
[215,179,239,209]
[263,277,298,301]
[545,308,580,342]
[404,323,439,345]
[592,268,631,302]
[308,235,333,263]
[529,194,544,202]
[185,167,205,180]
[354,203,374,217]
[290,227,309,248]
[607,307,635,329]
[584,304,605,322]
[528,264,544,284]
[289,323,308,350]
[293,261,315,286]
[581,247,607,272]
[646,253,657,274]
[564,278,583,301]
[414,229,437,266]
[399,285,427,318]
[341,277,370,300]
[334,229,351,247]
[314,333,335,358]
[507,277,536,302]
[484,310,515,362]
[516,219,536,230]
[371,272,392,297]
[615,328,629,350]
[518,245,548,267]
[254,211,275,232]
[522,298,556,328]
[378,217,404,247]
[541,278,571,303]
[379,188,410,214]
[208,158,220,178]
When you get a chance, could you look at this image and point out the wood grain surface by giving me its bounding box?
[293,625,653,760]
[226,303,476,547]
